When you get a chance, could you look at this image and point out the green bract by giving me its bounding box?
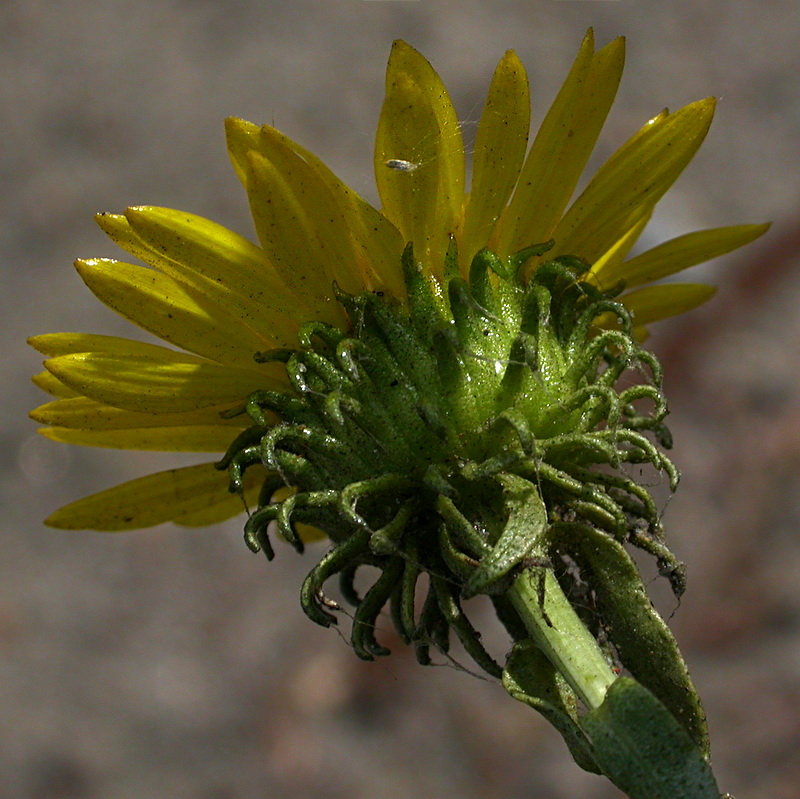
[219,240,687,684]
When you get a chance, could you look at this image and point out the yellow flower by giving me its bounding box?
[30,30,767,532]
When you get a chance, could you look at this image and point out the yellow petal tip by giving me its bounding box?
[43,510,81,530]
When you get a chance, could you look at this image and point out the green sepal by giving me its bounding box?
[339,292,448,466]
[435,494,490,558]
[296,320,346,351]
[215,426,269,471]
[431,326,467,399]
[446,277,513,423]
[507,239,555,278]
[533,255,585,291]
[550,522,710,755]
[466,247,510,318]
[469,247,506,289]
[519,281,549,337]
[495,333,536,410]
[503,640,601,774]
[448,276,495,350]
[361,291,439,403]
[581,677,720,799]
[401,242,447,344]
[439,521,480,582]
[443,234,461,283]
[252,347,294,364]
[517,282,566,389]
[369,498,416,555]
[462,474,547,598]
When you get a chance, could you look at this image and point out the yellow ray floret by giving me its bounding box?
[44,463,264,530]
[492,29,625,258]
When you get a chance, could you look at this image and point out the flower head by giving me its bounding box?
[31,32,765,682]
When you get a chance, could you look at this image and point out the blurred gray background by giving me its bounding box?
[3,1,799,797]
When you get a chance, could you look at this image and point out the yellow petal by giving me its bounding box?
[31,370,79,399]
[374,40,465,281]
[242,150,349,326]
[30,396,249,430]
[225,116,263,188]
[95,211,182,272]
[244,139,368,297]
[603,108,670,169]
[97,210,303,348]
[45,352,283,414]
[171,470,324,534]
[44,462,246,530]
[123,207,309,347]
[585,206,654,289]
[39,425,237,452]
[75,258,271,366]
[461,50,530,268]
[608,223,771,289]
[621,283,716,326]
[172,475,263,526]
[494,31,626,254]
[226,118,406,300]
[550,98,716,263]
[29,332,180,358]
[171,502,245,527]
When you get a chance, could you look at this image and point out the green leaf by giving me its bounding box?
[462,474,546,598]
[503,640,601,774]
[582,677,720,799]
[551,522,710,756]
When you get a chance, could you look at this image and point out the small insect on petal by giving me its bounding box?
[385,159,419,172]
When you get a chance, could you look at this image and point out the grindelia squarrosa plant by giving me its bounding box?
[30,30,767,798]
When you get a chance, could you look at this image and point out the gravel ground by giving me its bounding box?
[3,1,800,798]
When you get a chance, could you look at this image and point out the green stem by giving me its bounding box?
[506,567,616,710]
